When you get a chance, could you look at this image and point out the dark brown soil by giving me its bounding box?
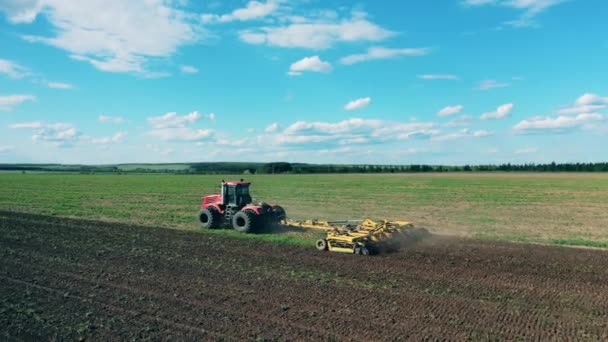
[1,210,607,341]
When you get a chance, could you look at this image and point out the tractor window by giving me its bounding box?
[226,186,236,204]
[237,186,249,196]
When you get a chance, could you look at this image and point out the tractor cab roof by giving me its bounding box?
[222,179,251,186]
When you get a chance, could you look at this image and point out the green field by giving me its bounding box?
[1,173,607,248]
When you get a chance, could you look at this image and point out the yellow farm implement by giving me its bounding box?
[284,218,429,255]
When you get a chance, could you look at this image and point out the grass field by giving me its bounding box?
[1,172,607,248]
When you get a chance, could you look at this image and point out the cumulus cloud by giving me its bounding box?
[437,105,463,117]
[4,1,203,74]
[98,115,124,124]
[31,123,80,146]
[148,127,214,141]
[418,74,459,80]
[239,12,394,49]
[148,111,214,129]
[0,146,15,153]
[263,118,438,148]
[344,97,371,111]
[202,0,283,23]
[556,93,608,115]
[0,58,29,78]
[147,111,215,141]
[480,103,514,120]
[265,122,280,133]
[444,115,473,127]
[340,46,430,65]
[0,94,35,110]
[576,93,608,105]
[476,79,510,90]
[288,56,331,76]
[432,128,492,142]
[147,144,174,156]
[9,121,43,129]
[463,0,565,28]
[46,81,73,89]
[180,65,199,74]
[514,147,539,154]
[82,132,128,145]
[513,113,606,133]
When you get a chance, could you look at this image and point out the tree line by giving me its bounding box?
[255,162,608,174]
[2,161,608,174]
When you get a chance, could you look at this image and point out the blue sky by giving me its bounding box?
[0,0,607,165]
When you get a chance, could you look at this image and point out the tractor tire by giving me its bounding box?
[198,207,220,229]
[232,210,258,233]
[316,239,328,251]
[272,205,287,222]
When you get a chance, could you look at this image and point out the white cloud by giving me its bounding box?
[514,113,606,133]
[556,93,608,115]
[575,93,608,106]
[14,121,80,146]
[0,146,15,153]
[147,144,174,156]
[418,74,459,80]
[0,59,29,78]
[47,82,73,89]
[0,94,35,110]
[432,128,492,141]
[0,0,43,23]
[8,1,203,74]
[98,115,124,124]
[476,79,510,90]
[556,104,606,115]
[9,121,43,129]
[340,46,430,65]
[480,103,514,120]
[147,111,213,129]
[147,110,214,141]
[266,118,438,148]
[239,12,394,49]
[437,105,463,117]
[444,115,473,127]
[265,122,280,133]
[344,97,371,111]
[288,56,331,76]
[82,132,128,145]
[202,0,283,23]
[180,65,198,74]
[148,128,214,141]
[514,147,539,154]
[463,0,565,28]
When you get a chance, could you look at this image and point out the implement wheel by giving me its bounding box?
[198,207,220,229]
[232,210,257,233]
[355,245,370,256]
[316,239,328,251]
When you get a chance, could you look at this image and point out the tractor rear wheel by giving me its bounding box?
[316,239,328,251]
[272,205,286,222]
[198,207,220,229]
[232,210,257,233]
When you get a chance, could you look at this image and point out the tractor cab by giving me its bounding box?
[221,179,252,208]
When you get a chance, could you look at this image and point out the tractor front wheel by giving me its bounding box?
[198,207,220,229]
[232,210,258,233]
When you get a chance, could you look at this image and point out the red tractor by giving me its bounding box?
[198,180,286,233]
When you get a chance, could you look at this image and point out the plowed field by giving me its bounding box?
[1,210,607,340]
